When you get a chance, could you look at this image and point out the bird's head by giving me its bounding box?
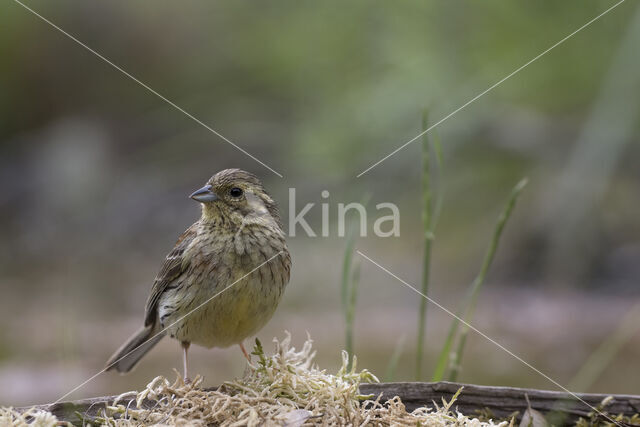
[190,169,281,228]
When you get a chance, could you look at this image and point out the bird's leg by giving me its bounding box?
[239,342,251,362]
[181,341,191,383]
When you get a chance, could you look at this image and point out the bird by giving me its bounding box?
[105,169,291,380]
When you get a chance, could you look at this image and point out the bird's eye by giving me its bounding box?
[229,187,244,198]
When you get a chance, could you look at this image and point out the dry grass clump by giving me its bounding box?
[99,333,506,426]
[3,333,509,426]
[0,407,61,426]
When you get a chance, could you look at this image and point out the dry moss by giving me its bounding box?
[0,406,63,426]
[101,333,508,426]
[5,334,511,426]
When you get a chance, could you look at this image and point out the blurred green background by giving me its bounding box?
[1,0,639,405]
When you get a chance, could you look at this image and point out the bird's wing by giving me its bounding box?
[144,223,198,326]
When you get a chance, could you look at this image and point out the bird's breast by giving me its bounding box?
[158,224,290,348]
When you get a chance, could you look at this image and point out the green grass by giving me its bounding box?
[415,111,443,380]
[432,178,528,382]
[341,225,357,371]
[341,196,369,371]
[343,112,526,383]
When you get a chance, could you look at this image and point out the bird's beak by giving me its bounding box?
[190,185,218,202]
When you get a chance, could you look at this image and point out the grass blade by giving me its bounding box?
[447,178,528,382]
[431,307,463,381]
[416,110,436,380]
[345,258,361,371]
[341,227,357,369]
[341,194,370,370]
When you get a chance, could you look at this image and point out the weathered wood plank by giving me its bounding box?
[20,382,640,426]
[360,382,640,422]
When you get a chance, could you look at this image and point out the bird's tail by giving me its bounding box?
[105,324,166,373]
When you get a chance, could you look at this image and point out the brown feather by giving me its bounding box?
[144,223,198,326]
